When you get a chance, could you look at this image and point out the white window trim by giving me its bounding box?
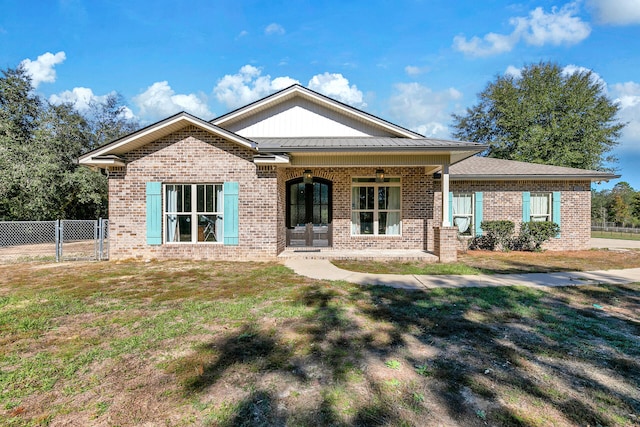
[351,177,402,237]
[452,192,474,236]
[164,183,224,244]
[530,192,552,222]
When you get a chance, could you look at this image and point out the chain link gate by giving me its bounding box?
[0,219,108,262]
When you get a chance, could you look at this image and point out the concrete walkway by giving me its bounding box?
[284,258,640,290]
[591,237,640,250]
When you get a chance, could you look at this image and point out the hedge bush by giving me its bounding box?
[468,220,558,252]
[512,221,560,251]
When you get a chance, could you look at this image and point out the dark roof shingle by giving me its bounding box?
[450,156,619,181]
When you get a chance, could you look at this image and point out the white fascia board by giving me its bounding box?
[253,154,290,165]
[79,114,256,165]
[81,158,126,167]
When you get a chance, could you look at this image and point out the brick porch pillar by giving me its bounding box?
[434,226,458,263]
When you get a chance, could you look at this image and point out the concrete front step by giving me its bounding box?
[278,248,439,262]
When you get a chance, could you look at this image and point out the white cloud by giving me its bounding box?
[50,87,136,120]
[237,30,249,38]
[505,65,523,78]
[50,87,108,111]
[562,64,607,87]
[307,73,366,107]
[20,51,66,88]
[133,81,213,121]
[518,3,591,46]
[611,81,640,151]
[453,31,521,57]
[587,0,640,25]
[214,65,299,109]
[388,82,463,138]
[265,23,285,35]
[405,65,430,76]
[453,2,590,57]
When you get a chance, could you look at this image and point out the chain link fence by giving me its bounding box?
[0,219,109,262]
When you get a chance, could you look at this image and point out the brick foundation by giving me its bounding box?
[434,226,458,263]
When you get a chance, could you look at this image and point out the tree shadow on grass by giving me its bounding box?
[172,280,639,426]
[183,324,294,394]
[215,390,285,427]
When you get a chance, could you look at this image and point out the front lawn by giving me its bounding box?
[0,261,638,426]
[592,231,640,241]
[333,249,640,275]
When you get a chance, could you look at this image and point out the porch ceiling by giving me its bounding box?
[284,152,479,168]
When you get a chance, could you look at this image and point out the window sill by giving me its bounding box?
[350,234,403,238]
[164,242,223,245]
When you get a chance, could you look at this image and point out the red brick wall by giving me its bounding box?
[107,127,592,261]
[107,126,278,260]
[434,179,592,251]
[279,167,434,251]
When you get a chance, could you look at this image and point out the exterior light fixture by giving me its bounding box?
[375,169,385,182]
[303,169,313,184]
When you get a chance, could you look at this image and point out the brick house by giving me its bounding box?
[78,85,618,262]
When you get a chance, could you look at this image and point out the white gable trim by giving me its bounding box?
[212,85,423,139]
[79,112,257,166]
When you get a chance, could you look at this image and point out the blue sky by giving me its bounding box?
[1,0,640,190]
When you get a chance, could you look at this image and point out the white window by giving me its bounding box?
[165,184,223,243]
[452,193,474,235]
[351,177,401,236]
[530,192,551,222]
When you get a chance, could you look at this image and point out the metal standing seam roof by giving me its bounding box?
[449,156,620,180]
[252,137,484,152]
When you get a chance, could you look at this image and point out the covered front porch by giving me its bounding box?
[266,163,462,262]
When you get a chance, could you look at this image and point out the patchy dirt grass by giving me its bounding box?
[0,260,638,426]
[333,249,640,275]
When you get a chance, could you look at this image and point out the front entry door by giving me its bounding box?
[287,178,332,247]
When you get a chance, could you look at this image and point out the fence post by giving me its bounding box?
[98,218,104,261]
[95,219,100,261]
[55,220,60,262]
[59,220,64,262]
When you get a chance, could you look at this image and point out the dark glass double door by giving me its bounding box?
[287,178,332,247]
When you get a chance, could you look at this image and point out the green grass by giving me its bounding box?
[592,230,640,240]
[0,261,638,426]
[334,248,640,275]
[332,260,486,275]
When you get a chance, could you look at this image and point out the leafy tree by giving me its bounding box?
[452,62,624,171]
[85,93,138,150]
[632,192,640,220]
[591,188,609,224]
[0,66,40,144]
[608,194,631,225]
[0,65,137,220]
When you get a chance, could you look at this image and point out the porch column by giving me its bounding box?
[442,163,451,226]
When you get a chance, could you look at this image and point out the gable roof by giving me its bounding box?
[79,112,257,167]
[211,84,424,139]
[450,156,620,182]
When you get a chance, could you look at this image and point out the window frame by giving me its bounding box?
[351,177,402,236]
[452,192,474,236]
[164,183,224,244]
[530,192,552,222]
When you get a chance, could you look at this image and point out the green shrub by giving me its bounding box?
[468,234,497,251]
[479,220,515,251]
[512,221,560,251]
